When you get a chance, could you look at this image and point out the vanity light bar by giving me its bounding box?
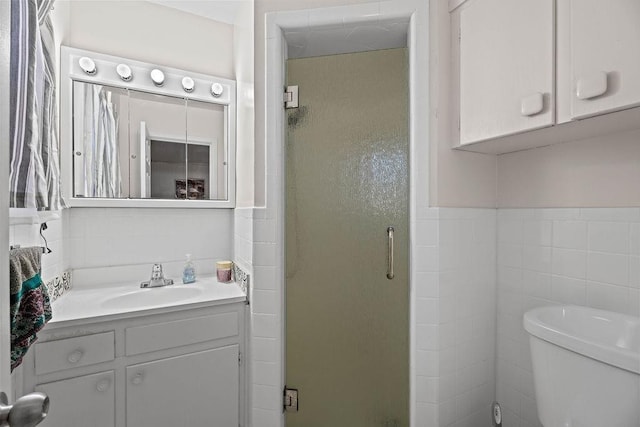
[72,52,232,101]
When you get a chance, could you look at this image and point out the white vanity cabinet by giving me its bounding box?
[457,0,554,145]
[36,371,116,427]
[451,0,640,153]
[20,302,246,427]
[126,346,239,427]
[568,0,640,119]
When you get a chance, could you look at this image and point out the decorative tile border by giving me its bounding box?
[233,263,250,300]
[44,270,72,302]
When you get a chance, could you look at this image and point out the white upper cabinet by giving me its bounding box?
[458,0,555,145]
[569,0,640,119]
[452,0,640,154]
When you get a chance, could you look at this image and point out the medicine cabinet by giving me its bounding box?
[61,47,236,208]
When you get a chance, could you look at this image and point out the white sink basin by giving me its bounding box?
[524,305,640,427]
[100,286,203,310]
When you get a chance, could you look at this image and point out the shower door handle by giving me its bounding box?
[387,227,394,280]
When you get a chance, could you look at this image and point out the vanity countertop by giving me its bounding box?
[48,276,246,328]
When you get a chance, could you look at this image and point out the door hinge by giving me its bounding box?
[238,352,242,366]
[283,387,299,412]
[284,85,299,109]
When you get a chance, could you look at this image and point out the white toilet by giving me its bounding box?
[524,305,640,427]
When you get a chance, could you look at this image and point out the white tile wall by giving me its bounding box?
[9,210,70,282]
[68,208,233,286]
[496,208,640,427]
[431,208,496,427]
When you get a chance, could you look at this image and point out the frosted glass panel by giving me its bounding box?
[286,48,409,427]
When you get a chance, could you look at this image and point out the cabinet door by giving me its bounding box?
[35,371,115,427]
[126,345,239,427]
[570,0,640,119]
[458,0,554,145]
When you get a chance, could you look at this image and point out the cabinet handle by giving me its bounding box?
[131,373,144,385]
[96,379,111,392]
[521,93,544,117]
[576,71,608,100]
[67,349,84,364]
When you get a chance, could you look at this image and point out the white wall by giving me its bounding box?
[498,129,640,208]
[496,208,640,427]
[65,1,234,79]
[428,0,498,208]
[51,1,240,281]
[234,0,255,207]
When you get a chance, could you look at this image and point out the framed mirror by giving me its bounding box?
[61,47,236,208]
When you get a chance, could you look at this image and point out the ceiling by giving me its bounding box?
[284,18,410,59]
[146,0,246,24]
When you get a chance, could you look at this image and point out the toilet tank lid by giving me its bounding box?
[524,305,640,374]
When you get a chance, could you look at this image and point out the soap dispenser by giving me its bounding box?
[182,254,196,284]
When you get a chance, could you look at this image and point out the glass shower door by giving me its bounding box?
[286,48,409,427]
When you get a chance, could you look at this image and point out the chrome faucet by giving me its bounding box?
[140,263,174,288]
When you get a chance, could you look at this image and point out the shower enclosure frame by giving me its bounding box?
[258,3,430,427]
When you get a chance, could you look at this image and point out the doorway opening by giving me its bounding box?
[285,47,410,427]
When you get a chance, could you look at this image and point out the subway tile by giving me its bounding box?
[252,337,279,363]
[415,220,438,246]
[415,350,439,377]
[253,385,281,411]
[498,218,523,244]
[254,219,277,243]
[535,208,580,220]
[522,271,552,300]
[579,207,640,222]
[587,252,629,286]
[415,376,438,403]
[414,272,439,298]
[253,266,279,290]
[630,256,640,289]
[523,220,552,247]
[551,275,586,305]
[586,281,630,313]
[498,244,523,269]
[252,314,279,338]
[416,324,439,351]
[416,298,439,325]
[629,289,640,317]
[552,248,587,279]
[253,243,277,267]
[415,402,438,426]
[631,223,640,256]
[252,361,279,386]
[588,222,629,254]
[522,245,551,273]
[415,246,439,272]
[552,220,587,250]
[251,409,280,427]
[252,290,279,315]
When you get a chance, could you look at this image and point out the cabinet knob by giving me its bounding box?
[96,379,111,392]
[131,373,143,385]
[521,93,544,117]
[67,349,84,364]
[576,72,608,100]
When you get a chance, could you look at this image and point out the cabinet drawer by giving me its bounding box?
[35,332,115,375]
[125,312,238,356]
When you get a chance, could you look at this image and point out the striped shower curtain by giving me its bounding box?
[81,85,121,198]
[10,0,63,210]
